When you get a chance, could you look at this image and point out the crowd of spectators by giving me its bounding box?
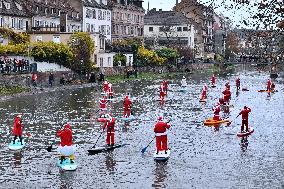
[0,58,31,73]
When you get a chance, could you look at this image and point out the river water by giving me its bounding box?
[0,67,283,189]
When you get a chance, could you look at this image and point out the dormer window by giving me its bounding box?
[76,13,79,19]
[0,2,2,8]
[51,8,55,14]
[45,8,48,14]
[36,6,39,13]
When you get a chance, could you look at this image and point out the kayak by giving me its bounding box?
[8,139,25,150]
[211,85,216,88]
[258,90,278,93]
[204,118,230,126]
[237,127,254,137]
[242,88,249,91]
[88,143,127,155]
[57,158,77,171]
[154,149,171,161]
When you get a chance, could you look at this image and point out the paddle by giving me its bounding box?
[227,115,239,126]
[46,124,65,152]
[141,136,155,154]
[92,131,104,149]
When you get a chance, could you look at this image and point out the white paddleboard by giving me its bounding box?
[153,149,171,161]
[8,139,25,150]
[119,116,136,121]
[57,158,77,171]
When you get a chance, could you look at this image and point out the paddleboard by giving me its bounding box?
[88,143,127,155]
[237,127,254,137]
[199,99,207,103]
[57,158,77,171]
[211,85,216,88]
[177,88,187,92]
[242,88,249,91]
[204,118,230,126]
[119,116,136,122]
[154,149,171,161]
[8,139,25,150]
[258,90,278,93]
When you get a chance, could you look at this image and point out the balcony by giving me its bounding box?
[27,26,61,34]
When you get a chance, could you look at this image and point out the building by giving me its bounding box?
[109,0,144,41]
[174,0,214,58]
[25,0,82,33]
[0,0,31,33]
[144,9,195,49]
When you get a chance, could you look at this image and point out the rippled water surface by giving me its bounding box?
[0,68,284,189]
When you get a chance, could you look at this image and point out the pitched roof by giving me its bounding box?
[145,10,196,26]
[82,0,109,9]
[0,0,31,17]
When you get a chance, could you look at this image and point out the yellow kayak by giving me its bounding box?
[204,118,230,126]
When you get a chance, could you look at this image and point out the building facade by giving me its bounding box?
[144,9,195,49]
[174,0,214,58]
[109,0,144,41]
[0,0,31,33]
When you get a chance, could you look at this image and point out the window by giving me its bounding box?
[149,27,153,32]
[98,10,102,20]
[86,23,90,32]
[100,57,103,67]
[53,35,60,43]
[51,8,55,14]
[183,27,188,31]
[107,25,110,35]
[0,17,3,27]
[91,24,94,33]
[93,10,96,19]
[108,57,111,66]
[103,11,106,20]
[58,9,61,16]
[100,38,105,50]
[18,19,23,29]
[36,6,39,12]
[159,27,163,32]
[0,2,2,8]
[177,27,182,32]
[36,36,42,42]
[11,18,15,28]
[45,8,48,15]
[5,3,10,9]
[107,11,110,21]
[128,56,132,66]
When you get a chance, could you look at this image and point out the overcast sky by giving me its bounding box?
[142,0,254,28]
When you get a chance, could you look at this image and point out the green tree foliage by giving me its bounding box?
[0,44,28,55]
[156,48,179,63]
[31,42,73,67]
[113,53,127,66]
[69,32,95,73]
[0,28,30,44]
[137,46,166,66]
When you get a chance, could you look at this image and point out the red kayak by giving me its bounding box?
[237,127,254,137]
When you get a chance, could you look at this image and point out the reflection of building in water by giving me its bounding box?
[152,162,168,188]
[122,122,130,132]
[105,154,116,174]
[13,152,23,167]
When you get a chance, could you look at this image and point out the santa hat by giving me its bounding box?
[16,114,22,118]
[158,116,163,121]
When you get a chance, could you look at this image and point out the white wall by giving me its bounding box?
[35,62,71,72]
[125,53,134,67]
[83,6,112,40]
[0,15,30,32]
[144,24,195,48]
[96,53,115,68]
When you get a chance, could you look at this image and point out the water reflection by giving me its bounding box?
[152,161,168,188]
[105,153,116,174]
[13,152,22,167]
[240,137,249,153]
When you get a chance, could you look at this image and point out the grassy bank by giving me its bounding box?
[106,72,186,84]
[0,85,30,96]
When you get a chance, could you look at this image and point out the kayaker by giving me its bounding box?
[236,78,240,90]
[154,116,171,154]
[181,76,187,87]
[162,80,169,93]
[211,74,216,86]
[238,106,251,133]
[56,123,75,164]
[160,83,166,101]
[201,83,208,100]
[212,103,221,121]
[267,79,271,91]
[103,114,116,146]
[123,95,132,118]
[13,114,23,145]
[103,81,109,93]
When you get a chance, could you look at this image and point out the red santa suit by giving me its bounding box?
[103,81,109,93]
[99,97,107,110]
[225,82,230,90]
[201,84,208,100]
[236,78,240,89]
[154,117,171,152]
[57,124,75,159]
[160,84,166,100]
[211,75,216,86]
[103,117,116,145]
[107,83,114,98]
[267,79,271,91]
[123,96,132,117]
[213,104,221,121]
[163,80,169,93]
[239,107,251,132]
[223,88,231,103]
[13,115,23,136]
[32,73,38,81]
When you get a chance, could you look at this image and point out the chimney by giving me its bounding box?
[153,8,156,12]
[159,9,162,12]
[176,0,178,6]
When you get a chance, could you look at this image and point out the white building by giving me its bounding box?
[0,0,31,33]
[144,9,195,49]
